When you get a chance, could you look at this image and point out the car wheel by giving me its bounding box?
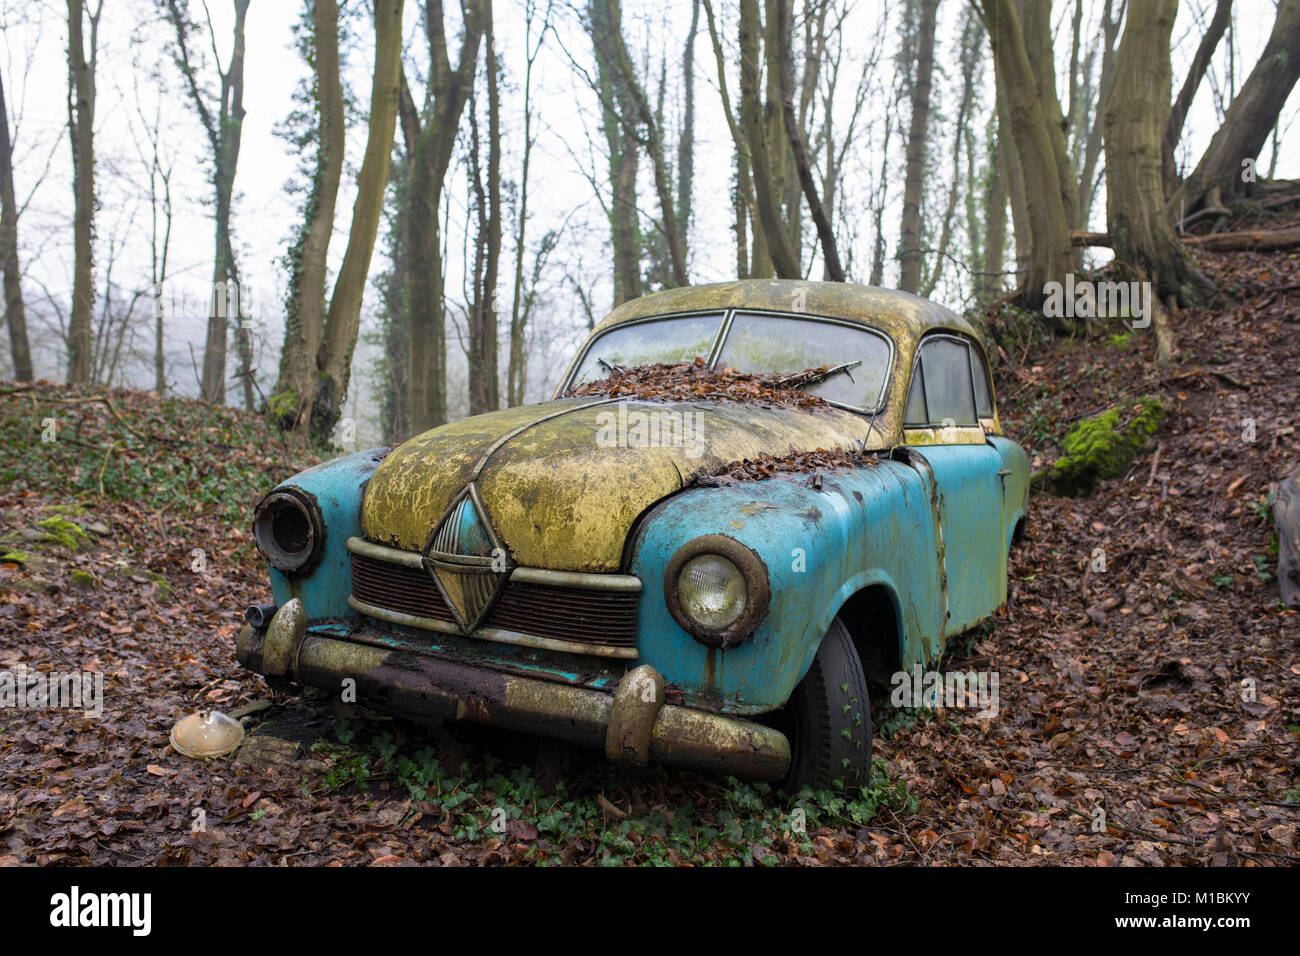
[778,616,873,795]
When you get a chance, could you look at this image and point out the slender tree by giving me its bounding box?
[313,0,404,440]
[739,0,799,278]
[274,0,345,434]
[775,0,843,280]
[507,0,552,407]
[1078,0,1123,226]
[467,0,501,415]
[66,0,100,384]
[404,0,485,434]
[0,66,32,381]
[161,0,250,405]
[897,0,938,293]
[923,6,979,298]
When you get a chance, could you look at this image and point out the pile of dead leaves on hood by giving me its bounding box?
[564,356,831,411]
[695,446,877,487]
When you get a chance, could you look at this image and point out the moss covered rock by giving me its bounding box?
[1032,396,1165,497]
[37,515,88,550]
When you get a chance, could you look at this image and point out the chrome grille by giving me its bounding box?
[349,551,640,651]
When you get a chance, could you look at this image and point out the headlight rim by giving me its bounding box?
[252,487,324,575]
[664,534,770,649]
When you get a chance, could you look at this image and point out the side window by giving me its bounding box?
[970,345,994,419]
[904,335,981,428]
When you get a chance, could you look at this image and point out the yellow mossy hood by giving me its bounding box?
[360,397,874,572]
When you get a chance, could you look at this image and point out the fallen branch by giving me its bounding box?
[1070,230,1111,248]
[1181,225,1300,252]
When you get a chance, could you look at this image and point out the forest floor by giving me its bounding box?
[1,218,1296,866]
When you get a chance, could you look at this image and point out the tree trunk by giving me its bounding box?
[739,0,800,279]
[701,0,759,278]
[274,0,345,433]
[66,0,97,385]
[677,0,698,254]
[1019,0,1078,241]
[0,67,31,381]
[161,0,251,404]
[1163,0,1232,191]
[898,0,938,294]
[981,0,1073,315]
[313,0,403,442]
[1171,0,1300,215]
[468,0,501,417]
[589,0,642,303]
[407,0,484,435]
[983,108,1008,303]
[996,62,1030,291]
[1078,0,1120,226]
[508,0,549,408]
[596,0,688,289]
[923,6,978,298]
[775,0,843,282]
[1105,0,1208,307]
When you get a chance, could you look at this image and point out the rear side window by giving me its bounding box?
[970,347,994,418]
[903,335,993,427]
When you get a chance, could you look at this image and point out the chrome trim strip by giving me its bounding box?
[348,596,640,661]
[510,566,642,592]
[347,537,642,591]
[348,536,422,568]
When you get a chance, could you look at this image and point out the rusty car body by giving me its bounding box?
[236,280,1029,792]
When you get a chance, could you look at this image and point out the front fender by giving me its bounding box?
[627,461,946,715]
[264,447,390,619]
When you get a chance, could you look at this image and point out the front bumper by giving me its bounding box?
[236,599,790,782]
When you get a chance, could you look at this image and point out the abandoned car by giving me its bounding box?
[236,280,1029,793]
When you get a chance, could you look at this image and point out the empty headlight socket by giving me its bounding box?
[251,487,325,576]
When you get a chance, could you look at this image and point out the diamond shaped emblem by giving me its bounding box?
[422,484,512,633]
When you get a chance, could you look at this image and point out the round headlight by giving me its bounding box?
[664,535,770,648]
[678,555,746,629]
[253,489,322,573]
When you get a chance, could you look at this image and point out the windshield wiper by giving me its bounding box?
[595,356,626,376]
[775,359,862,391]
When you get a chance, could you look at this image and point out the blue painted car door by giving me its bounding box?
[902,335,1008,638]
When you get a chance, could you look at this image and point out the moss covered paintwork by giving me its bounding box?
[361,396,878,571]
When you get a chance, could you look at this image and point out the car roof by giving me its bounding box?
[590,279,983,345]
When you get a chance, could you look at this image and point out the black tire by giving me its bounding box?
[778,617,873,795]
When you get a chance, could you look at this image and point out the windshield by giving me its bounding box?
[570,310,893,410]
[716,313,892,409]
[570,313,725,385]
